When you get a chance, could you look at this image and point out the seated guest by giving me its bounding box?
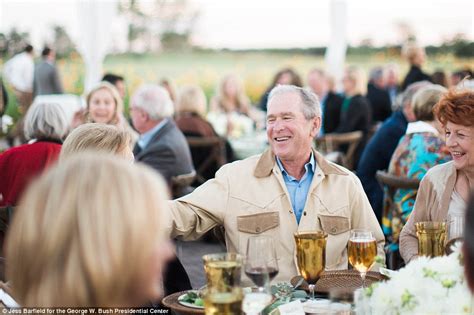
[401,42,432,91]
[259,68,302,111]
[0,102,69,207]
[167,85,384,285]
[400,88,474,263]
[176,85,217,138]
[60,123,133,161]
[383,85,451,261]
[464,191,474,293]
[335,66,372,166]
[130,84,194,295]
[208,74,255,138]
[356,81,430,222]
[175,85,233,184]
[306,68,343,134]
[5,154,174,306]
[367,67,392,124]
[72,82,138,144]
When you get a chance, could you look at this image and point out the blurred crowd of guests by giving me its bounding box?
[0,41,473,307]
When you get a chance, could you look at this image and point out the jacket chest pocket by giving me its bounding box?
[318,215,350,235]
[237,212,280,252]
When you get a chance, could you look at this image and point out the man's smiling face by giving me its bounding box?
[266,91,319,163]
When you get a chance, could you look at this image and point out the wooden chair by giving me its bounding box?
[315,131,363,170]
[376,170,420,270]
[186,136,227,186]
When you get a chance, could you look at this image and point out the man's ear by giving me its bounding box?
[310,116,321,138]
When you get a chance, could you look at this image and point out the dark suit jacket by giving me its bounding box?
[335,94,372,167]
[33,60,63,97]
[134,119,193,296]
[356,111,408,222]
[322,92,343,134]
[366,83,392,124]
[134,119,194,185]
[401,65,432,91]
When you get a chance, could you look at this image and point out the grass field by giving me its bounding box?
[3,50,474,119]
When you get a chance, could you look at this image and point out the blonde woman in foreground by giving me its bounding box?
[5,153,173,306]
[60,123,134,161]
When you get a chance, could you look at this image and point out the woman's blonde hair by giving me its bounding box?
[86,81,123,125]
[6,153,170,306]
[412,84,447,121]
[60,123,131,160]
[213,74,250,114]
[402,42,425,64]
[176,85,207,117]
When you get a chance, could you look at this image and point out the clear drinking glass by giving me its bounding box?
[243,236,277,315]
[347,229,377,288]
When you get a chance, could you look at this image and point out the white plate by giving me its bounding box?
[177,291,205,309]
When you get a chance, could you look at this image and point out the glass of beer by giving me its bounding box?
[348,229,377,288]
[294,231,327,301]
[445,214,464,255]
[415,221,446,258]
[203,253,242,291]
[203,286,243,315]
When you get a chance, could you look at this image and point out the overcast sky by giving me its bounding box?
[1,0,472,50]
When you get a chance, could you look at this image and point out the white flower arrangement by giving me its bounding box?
[358,243,473,314]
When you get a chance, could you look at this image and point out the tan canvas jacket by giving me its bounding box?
[167,149,385,284]
[399,161,457,263]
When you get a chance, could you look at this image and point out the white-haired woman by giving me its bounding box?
[0,101,69,207]
[5,153,174,306]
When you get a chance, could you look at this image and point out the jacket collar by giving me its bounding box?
[254,147,346,178]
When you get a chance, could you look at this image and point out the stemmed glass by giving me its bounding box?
[348,229,377,288]
[242,236,278,315]
[294,231,327,302]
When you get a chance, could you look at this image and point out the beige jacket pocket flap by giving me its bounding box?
[319,215,350,235]
[237,212,279,234]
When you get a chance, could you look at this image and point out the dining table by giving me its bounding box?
[161,270,387,314]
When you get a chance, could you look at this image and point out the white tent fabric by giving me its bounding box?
[325,0,348,91]
[75,0,118,93]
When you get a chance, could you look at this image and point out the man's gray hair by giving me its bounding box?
[369,67,384,82]
[24,102,69,141]
[399,81,432,110]
[268,84,321,119]
[131,84,174,120]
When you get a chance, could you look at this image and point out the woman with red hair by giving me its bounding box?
[400,88,474,263]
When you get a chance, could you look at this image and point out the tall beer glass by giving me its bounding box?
[294,231,327,300]
[348,229,377,288]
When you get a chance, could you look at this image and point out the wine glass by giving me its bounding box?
[348,229,377,288]
[294,231,327,301]
[243,236,277,315]
[445,214,464,255]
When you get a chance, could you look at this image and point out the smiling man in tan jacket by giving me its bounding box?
[168,85,384,284]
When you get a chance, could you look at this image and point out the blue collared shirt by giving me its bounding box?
[276,153,316,224]
[137,118,168,150]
